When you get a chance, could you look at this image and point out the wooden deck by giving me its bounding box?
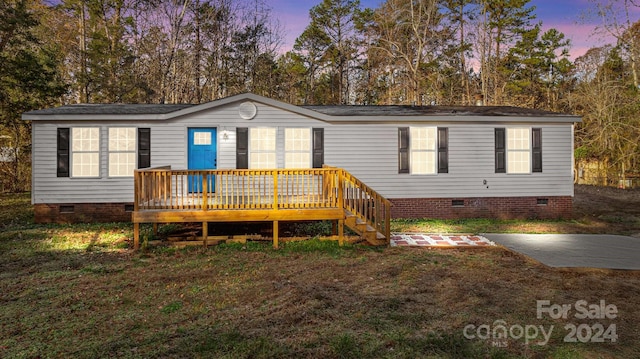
[133,167,391,249]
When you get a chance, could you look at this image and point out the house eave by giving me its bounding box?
[22,113,170,121]
[322,116,581,124]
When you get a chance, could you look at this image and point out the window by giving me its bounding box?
[249,128,276,168]
[410,127,437,174]
[237,127,323,169]
[495,127,542,174]
[71,127,100,177]
[193,131,211,145]
[507,128,530,174]
[109,128,136,177]
[285,128,311,168]
[399,127,448,174]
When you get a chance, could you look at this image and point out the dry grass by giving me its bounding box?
[1,190,640,358]
[391,185,640,238]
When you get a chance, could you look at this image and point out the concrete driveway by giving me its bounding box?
[483,234,640,270]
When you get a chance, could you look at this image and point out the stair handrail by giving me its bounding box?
[324,165,392,244]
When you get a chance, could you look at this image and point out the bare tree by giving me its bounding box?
[371,0,448,105]
[587,0,640,88]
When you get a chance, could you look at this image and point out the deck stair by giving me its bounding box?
[336,166,391,246]
[344,211,387,246]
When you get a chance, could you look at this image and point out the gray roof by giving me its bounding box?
[24,103,194,116]
[23,93,581,123]
[301,105,573,117]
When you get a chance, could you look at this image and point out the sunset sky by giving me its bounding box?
[268,0,625,60]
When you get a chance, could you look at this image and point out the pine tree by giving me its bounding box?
[0,0,66,191]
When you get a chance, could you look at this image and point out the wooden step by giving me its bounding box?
[343,211,387,246]
[345,214,358,228]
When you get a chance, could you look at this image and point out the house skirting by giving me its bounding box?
[34,203,133,223]
[34,196,572,223]
[390,196,572,220]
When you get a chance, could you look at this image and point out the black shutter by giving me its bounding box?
[236,127,249,169]
[398,127,409,174]
[57,128,70,177]
[495,128,506,173]
[137,128,151,169]
[532,128,542,172]
[312,128,324,168]
[437,127,448,173]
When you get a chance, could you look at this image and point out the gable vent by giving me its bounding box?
[238,102,257,120]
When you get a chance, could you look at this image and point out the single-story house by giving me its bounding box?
[23,93,580,242]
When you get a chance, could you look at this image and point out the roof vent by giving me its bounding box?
[238,102,257,120]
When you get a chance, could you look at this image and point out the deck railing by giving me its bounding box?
[134,167,341,211]
[134,166,391,242]
[338,169,392,241]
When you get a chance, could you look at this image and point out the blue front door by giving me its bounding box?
[188,128,217,192]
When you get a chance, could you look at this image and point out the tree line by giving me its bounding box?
[1,0,639,191]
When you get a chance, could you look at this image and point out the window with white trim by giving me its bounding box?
[249,127,276,168]
[193,131,212,145]
[507,128,530,174]
[285,128,311,168]
[108,127,136,177]
[71,127,100,177]
[410,127,437,174]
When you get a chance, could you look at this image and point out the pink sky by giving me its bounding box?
[269,0,621,60]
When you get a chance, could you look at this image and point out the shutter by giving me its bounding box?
[437,127,448,173]
[312,128,324,168]
[236,127,249,169]
[57,128,70,177]
[532,128,542,172]
[495,128,506,173]
[398,127,409,174]
[137,128,151,168]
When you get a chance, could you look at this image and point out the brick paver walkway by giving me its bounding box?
[390,233,494,247]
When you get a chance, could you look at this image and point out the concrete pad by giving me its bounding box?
[484,234,640,270]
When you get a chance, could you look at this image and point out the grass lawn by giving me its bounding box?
[1,192,639,358]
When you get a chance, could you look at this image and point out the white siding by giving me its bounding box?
[32,102,575,204]
[325,123,574,198]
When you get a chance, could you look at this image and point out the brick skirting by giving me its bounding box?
[35,196,572,223]
[34,203,133,223]
[389,196,573,220]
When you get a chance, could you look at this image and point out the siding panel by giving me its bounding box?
[32,104,575,204]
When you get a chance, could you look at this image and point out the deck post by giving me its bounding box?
[273,220,279,249]
[385,204,391,246]
[133,222,140,250]
[202,222,208,247]
[153,223,158,236]
[337,170,344,210]
[338,219,344,246]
